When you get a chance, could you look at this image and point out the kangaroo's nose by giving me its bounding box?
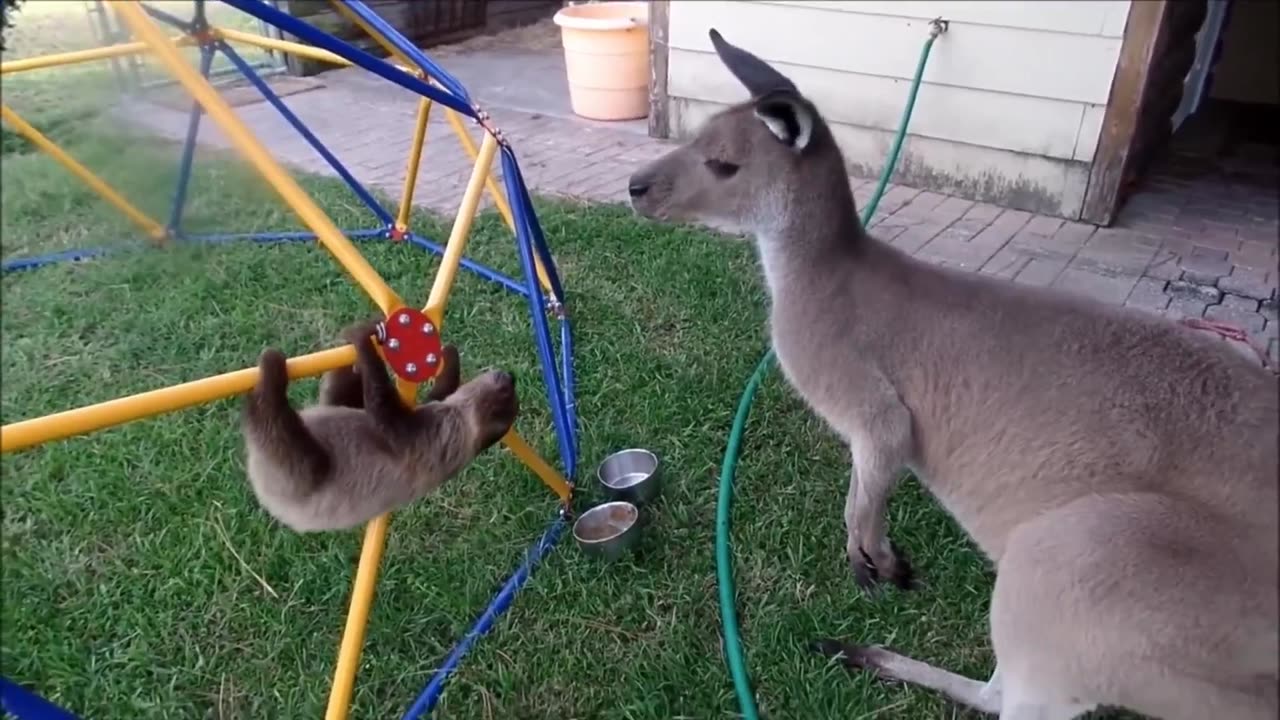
[627,179,650,199]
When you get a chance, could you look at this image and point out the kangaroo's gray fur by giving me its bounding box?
[241,321,518,532]
[627,29,1279,720]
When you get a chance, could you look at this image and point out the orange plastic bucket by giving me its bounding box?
[553,2,650,121]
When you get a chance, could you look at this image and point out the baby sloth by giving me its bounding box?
[241,320,518,532]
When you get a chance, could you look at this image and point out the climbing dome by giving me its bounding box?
[0,1,579,717]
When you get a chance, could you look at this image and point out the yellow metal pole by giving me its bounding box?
[325,370,418,720]
[0,346,357,454]
[325,514,390,720]
[501,430,572,501]
[444,110,516,232]
[215,27,417,74]
[396,94,433,233]
[424,132,498,321]
[1,105,167,242]
[0,35,193,75]
[329,0,558,300]
[113,3,403,314]
[214,27,353,68]
[329,0,413,67]
[443,110,558,299]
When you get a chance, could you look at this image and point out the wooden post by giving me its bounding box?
[1079,0,1170,226]
[647,0,670,139]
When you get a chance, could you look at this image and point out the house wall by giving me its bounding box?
[664,1,1133,219]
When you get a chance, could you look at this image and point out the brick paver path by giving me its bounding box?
[127,66,1279,363]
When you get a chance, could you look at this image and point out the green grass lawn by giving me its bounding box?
[1,118,999,718]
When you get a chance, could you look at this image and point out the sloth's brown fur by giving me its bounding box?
[241,321,518,532]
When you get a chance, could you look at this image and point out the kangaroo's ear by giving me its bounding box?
[753,90,815,152]
[709,28,798,96]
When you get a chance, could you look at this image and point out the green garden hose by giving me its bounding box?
[715,23,945,719]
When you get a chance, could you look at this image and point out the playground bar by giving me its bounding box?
[0,676,80,720]
[325,364,422,720]
[0,35,193,75]
[0,346,357,454]
[329,0,558,299]
[1,247,111,273]
[216,40,396,227]
[404,233,527,296]
[498,430,572,502]
[504,150,577,476]
[424,133,499,319]
[168,45,216,233]
[219,0,475,117]
[505,150,568,304]
[181,228,388,244]
[0,106,167,241]
[113,2,404,314]
[561,321,580,443]
[396,95,433,233]
[1,7,582,718]
[327,514,392,720]
[444,110,515,231]
[403,512,567,718]
[329,0,412,67]
[342,0,471,104]
[440,110,558,300]
[215,26,353,68]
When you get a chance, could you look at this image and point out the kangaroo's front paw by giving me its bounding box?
[849,539,915,591]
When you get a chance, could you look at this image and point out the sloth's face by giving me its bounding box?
[453,369,519,453]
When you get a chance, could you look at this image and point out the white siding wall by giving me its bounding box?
[665,1,1133,218]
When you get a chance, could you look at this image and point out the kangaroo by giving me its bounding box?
[627,29,1279,720]
[241,320,519,532]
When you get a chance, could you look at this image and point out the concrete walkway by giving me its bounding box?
[126,49,1279,363]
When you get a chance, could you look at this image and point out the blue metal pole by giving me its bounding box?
[215,40,396,227]
[403,233,528,296]
[1,228,389,274]
[180,228,388,244]
[341,0,471,103]
[501,148,577,459]
[560,318,580,452]
[0,677,81,720]
[502,150,577,478]
[505,155,566,304]
[401,513,566,719]
[216,0,475,117]
[1,247,113,273]
[168,44,216,235]
[191,0,208,30]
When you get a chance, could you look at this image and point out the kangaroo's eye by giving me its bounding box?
[704,159,740,179]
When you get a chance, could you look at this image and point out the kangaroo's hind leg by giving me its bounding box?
[243,348,331,482]
[811,640,1003,714]
[992,493,1277,720]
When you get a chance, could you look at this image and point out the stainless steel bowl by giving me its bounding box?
[572,501,642,561]
[596,448,662,506]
